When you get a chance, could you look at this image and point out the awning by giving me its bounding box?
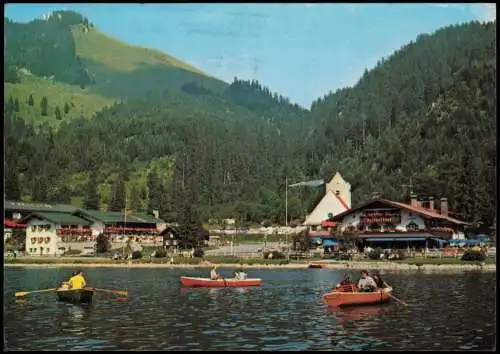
[366,237,427,242]
[311,237,322,244]
[323,239,338,246]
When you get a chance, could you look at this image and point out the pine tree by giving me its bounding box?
[13,98,20,113]
[55,106,62,120]
[108,173,127,212]
[83,172,100,210]
[5,169,21,201]
[64,102,70,114]
[28,94,34,106]
[40,96,48,116]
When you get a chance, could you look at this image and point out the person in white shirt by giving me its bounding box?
[357,270,378,292]
[210,266,221,280]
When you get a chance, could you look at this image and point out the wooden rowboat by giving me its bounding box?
[56,288,95,303]
[308,263,327,269]
[323,284,393,307]
[180,276,262,288]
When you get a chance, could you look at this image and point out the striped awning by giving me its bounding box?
[366,237,427,242]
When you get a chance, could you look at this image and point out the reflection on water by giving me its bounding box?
[4,267,496,350]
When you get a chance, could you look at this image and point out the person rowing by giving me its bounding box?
[371,271,389,289]
[357,270,377,292]
[68,270,87,290]
[210,266,221,280]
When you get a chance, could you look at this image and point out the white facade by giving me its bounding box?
[338,206,465,239]
[304,190,350,226]
[25,219,60,256]
[325,172,352,208]
[303,172,351,227]
[339,210,426,232]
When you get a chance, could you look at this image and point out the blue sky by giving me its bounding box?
[5,3,496,108]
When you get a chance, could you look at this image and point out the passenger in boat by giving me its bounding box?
[210,266,221,280]
[68,270,87,289]
[235,268,247,280]
[357,270,377,292]
[371,271,388,288]
[60,271,77,289]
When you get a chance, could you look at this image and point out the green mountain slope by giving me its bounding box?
[4,13,496,228]
[4,10,228,123]
[304,20,496,226]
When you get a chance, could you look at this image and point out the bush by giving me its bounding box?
[171,257,201,265]
[193,248,204,257]
[204,255,240,264]
[154,249,167,258]
[461,250,486,261]
[64,249,82,256]
[263,250,285,259]
[131,251,143,260]
[367,247,382,260]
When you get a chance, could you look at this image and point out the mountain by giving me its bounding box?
[4,10,228,124]
[303,20,496,226]
[4,12,496,228]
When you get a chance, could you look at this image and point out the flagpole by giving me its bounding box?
[285,176,288,227]
[122,196,126,256]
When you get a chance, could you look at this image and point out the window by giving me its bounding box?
[47,248,50,253]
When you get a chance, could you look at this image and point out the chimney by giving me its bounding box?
[440,197,448,217]
[410,194,418,208]
[429,197,435,213]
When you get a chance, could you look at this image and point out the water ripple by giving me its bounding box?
[4,268,496,350]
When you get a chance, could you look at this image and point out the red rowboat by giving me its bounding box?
[180,276,262,288]
[323,284,393,307]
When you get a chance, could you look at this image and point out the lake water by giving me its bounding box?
[4,267,496,351]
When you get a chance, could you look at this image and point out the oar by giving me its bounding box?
[91,288,128,297]
[387,293,409,306]
[15,288,57,297]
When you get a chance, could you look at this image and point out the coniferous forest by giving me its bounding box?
[4,12,497,230]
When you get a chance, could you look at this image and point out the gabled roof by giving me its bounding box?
[303,190,350,226]
[78,210,164,224]
[19,212,92,226]
[330,198,469,225]
[5,200,80,213]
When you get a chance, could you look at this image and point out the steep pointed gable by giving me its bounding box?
[303,190,350,226]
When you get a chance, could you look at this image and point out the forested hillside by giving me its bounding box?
[304,20,496,227]
[4,14,496,229]
[4,11,227,124]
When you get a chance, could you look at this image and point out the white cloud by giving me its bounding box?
[475,3,496,22]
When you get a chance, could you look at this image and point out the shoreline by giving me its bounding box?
[4,261,496,272]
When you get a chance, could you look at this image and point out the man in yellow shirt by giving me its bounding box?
[68,270,87,289]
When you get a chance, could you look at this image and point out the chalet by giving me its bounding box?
[4,200,78,229]
[19,212,93,256]
[303,172,351,228]
[327,194,470,249]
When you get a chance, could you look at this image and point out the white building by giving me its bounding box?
[303,172,351,227]
[19,212,92,256]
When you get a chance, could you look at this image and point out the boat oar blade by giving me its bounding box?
[15,288,57,297]
[388,293,409,306]
[92,288,128,297]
